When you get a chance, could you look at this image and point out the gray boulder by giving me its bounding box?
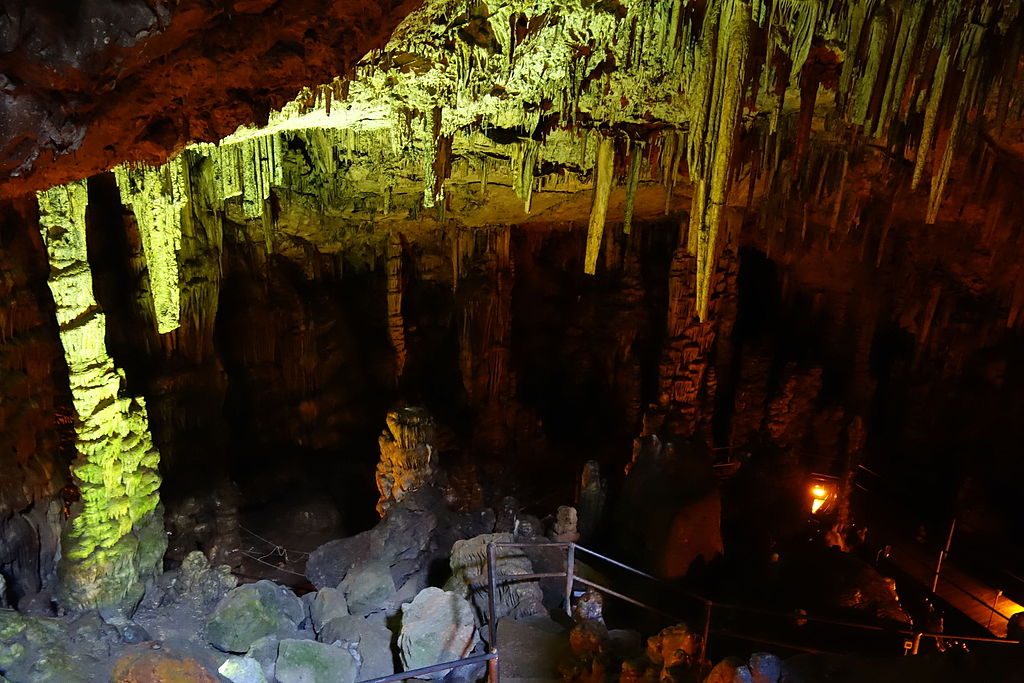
[319,614,395,679]
[206,580,305,653]
[310,587,349,634]
[749,652,783,683]
[218,655,268,683]
[305,532,373,590]
[341,561,397,616]
[276,639,359,683]
[399,587,479,679]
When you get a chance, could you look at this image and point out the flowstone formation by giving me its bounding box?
[36,181,165,611]
[375,408,441,516]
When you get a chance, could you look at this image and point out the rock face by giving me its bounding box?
[306,486,494,604]
[446,533,545,624]
[398,587,479,678]
[205,580,305,653]
[275,639,359,683]
[376,408,441,516]
[615,435,723,578]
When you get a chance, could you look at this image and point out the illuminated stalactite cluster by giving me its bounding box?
[84,0,1023,491]
[36,181,166,610]
[114,160,187,335]
[102,0,1019,332]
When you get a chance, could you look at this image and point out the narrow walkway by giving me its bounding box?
[887,539,1024,637]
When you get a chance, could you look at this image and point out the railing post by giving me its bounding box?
[565,543,576,616]
[487,650,500,683]
[699,599,712,666]
[487,542,499,650]
[911,632,923,655]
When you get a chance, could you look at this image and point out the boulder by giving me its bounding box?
[749,652,783,683]
[647,624,700,681]
[341,561,397,616]
[276,639,359,683]
[310,587,349,634]
[318,614,395,679]
[206,580,305,653]
[246,635,283,682]
[111,645,219,683]
[399,587,479,679]
[218,656,268,683]
[305,532,373,590]
[705,657,753,683]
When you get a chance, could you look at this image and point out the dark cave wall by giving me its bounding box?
[3,153,1024,575]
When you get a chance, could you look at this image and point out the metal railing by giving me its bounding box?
[354,540,1021,682]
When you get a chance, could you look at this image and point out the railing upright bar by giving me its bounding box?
[487,542,499,649]
[565,543,576,617]
[699,600,712,666]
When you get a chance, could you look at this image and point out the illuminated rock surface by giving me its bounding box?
[36,181,166,611]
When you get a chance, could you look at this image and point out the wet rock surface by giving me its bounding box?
[205,580,305,654]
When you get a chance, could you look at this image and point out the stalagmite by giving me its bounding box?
[114,158,187,334]
[585,135,615,275]
[375,408,440,516]
[36,181,166,611]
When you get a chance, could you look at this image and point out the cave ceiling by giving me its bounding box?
[4,0,1024,345]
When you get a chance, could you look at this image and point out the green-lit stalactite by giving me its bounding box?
[100,0,1022,321]
[585,135,616,275]
[114,158,187,334]
[623,141,643,235]
[36,181,166,611]
[691,0,750,322]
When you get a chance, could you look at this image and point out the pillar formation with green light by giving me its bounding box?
[37,180,166,611]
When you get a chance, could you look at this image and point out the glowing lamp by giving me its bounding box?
[808,476,837,515]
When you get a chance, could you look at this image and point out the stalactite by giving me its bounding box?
[926,18,986,224]
[911,2,957,191]
[113,158,188,334]
[513,140,539,213]
[386,233,407,380]
[584,135,615,275]
[36,181,166,611]
[873,0,925,139]
[623,141,643,235]
[692,0,750,323]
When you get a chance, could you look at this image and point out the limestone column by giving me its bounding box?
[37,181,166,611]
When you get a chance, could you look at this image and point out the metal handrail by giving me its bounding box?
[485,541,1022,671]
[358,653,499,683]
[355,539,1022,683]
